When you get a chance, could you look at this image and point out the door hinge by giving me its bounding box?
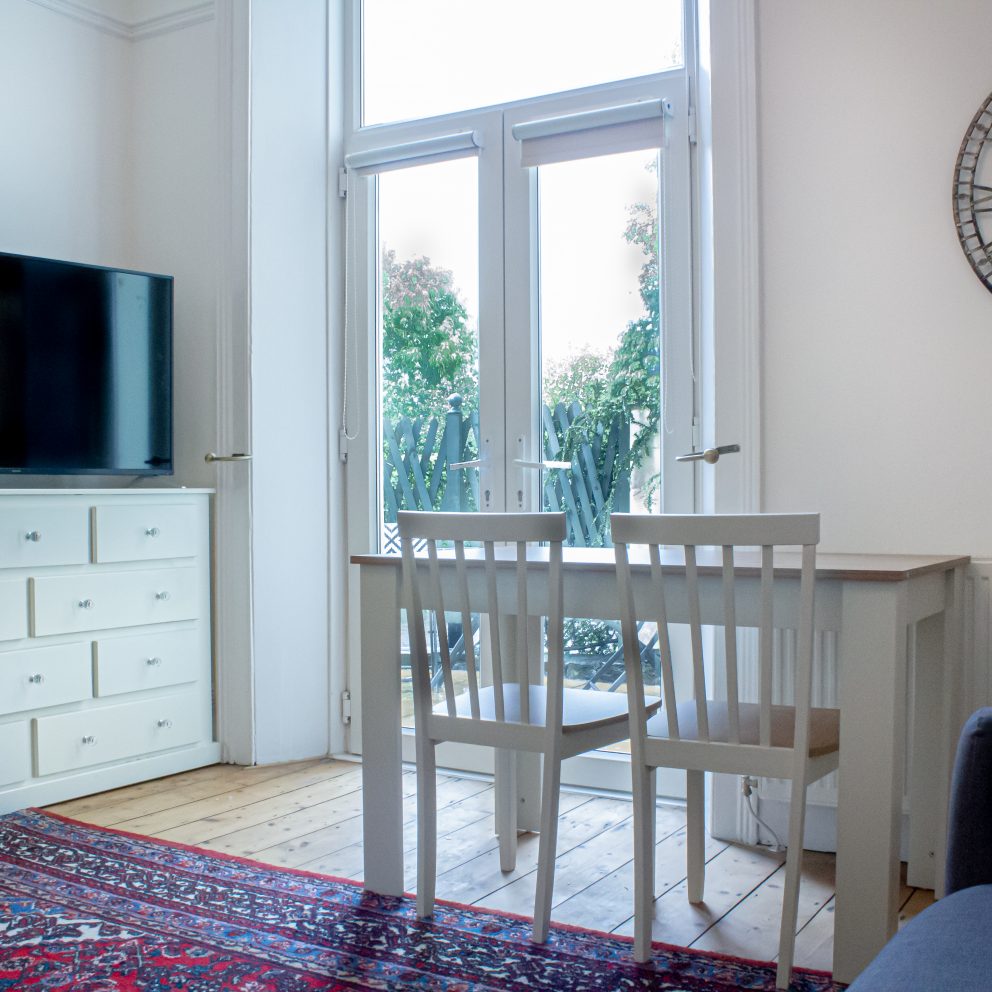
[688,107,697,146]
[338,167,348,198]
[341,689,352,725]
[691,416,700,449]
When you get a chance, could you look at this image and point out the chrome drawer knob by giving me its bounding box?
[24,530,42,542]
[157,718,173,729]
[78,599,94,609]
[146,527,160,537]
[28,673,45,684]
[146,656,163,667]
[81,735,96,745]
[155,590,171,601]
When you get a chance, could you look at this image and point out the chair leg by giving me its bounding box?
[632,762,657,963]
[775,774,809,990]
[416,737,437,919]
[495,748,518,872]
[532,751,562,943]
[686,769,705,904]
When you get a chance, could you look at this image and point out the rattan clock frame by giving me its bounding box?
[953,91,992,294]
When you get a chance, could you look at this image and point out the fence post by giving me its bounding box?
[442,394,463,511]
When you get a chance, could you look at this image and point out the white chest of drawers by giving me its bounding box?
[0,490,218,813]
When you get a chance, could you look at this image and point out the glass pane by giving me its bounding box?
[362,0,683,126]
[537,149,662,751]
[376,156,479,728]
[538,149,661,550]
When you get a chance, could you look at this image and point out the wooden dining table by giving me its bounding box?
[350,545,968,985]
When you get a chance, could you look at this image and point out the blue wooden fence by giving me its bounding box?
[383,394,631,548]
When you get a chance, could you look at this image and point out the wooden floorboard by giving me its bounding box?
[45,758,937,972]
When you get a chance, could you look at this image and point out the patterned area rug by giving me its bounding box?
[0,809,842,991]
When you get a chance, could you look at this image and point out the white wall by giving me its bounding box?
[0,3,130,270]
[756,0,992,556]
[0,0,218,489]
[249,0,331,762]
[128,18,219,489]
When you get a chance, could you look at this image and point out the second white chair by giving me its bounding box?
[611,512,840,990]
[399,509,658,942]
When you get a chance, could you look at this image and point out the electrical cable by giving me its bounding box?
[741,777,785,852]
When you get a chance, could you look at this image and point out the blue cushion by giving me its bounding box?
[847,884,992,991]
[946,707,992,894]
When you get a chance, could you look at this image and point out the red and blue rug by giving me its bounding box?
[0,809,842,991]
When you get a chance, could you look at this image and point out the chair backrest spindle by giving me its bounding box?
[759,543,774,747]
[516,542,530,724]
[453,540,481,720]
[426,538,458,716]
[683,544,710,741]
[721,544,741,744]
[648,543,680,740]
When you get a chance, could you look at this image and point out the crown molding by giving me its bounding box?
[23,0,213,41]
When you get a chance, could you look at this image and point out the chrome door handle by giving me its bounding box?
[675,443,741,464]
[513,458,571,471]
[205,452,253,462]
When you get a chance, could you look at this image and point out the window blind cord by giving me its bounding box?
[341,169,360,443]
[660,150,674,437]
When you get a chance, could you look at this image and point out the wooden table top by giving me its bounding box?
[351,547,969,583]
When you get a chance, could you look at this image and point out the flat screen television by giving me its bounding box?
[0,252,173,476]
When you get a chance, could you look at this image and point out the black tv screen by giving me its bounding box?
[0,252,173,476]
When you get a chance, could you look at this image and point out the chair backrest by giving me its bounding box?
[611,512,819,755]
[397,510,566,729]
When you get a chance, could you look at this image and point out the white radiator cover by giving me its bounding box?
[713,560,992,853]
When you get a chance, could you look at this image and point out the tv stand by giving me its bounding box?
[0,489,218,813]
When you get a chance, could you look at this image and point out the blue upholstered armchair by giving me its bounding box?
[848,707,992,990]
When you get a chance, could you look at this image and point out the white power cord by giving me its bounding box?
[741,776,785,852]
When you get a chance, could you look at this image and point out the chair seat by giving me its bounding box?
[446,683,660,734]
[646,701,840,758]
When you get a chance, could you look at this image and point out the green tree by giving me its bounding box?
[381,250,478,424]
[543,189,662,533]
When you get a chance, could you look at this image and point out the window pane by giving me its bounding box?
[538,149,662,548]
[362,0,683,126]
[377,156,480,557]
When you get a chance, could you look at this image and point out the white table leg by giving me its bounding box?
[360,564,405,895]
[933,566,966,899]
[906,610,944,889]
[833,580,908,985]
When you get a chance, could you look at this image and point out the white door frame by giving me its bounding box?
[212,0,255,765]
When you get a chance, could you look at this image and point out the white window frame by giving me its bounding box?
[340,1,731,796]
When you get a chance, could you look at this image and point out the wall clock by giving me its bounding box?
[953,90,992,294]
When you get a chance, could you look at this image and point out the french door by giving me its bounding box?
[344,74,695,786]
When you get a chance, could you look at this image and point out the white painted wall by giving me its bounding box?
[128,18,218,489]
[0,0,218,489]
[249,0,331,763]
[756,1,992,556]
[0,2,130,269]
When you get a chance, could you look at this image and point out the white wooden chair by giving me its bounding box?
[398,509,658,942]
[611,512,839,990]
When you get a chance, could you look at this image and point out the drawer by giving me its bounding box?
[0,579,28,642]
[34,692,201,776]
[94,629,201,697]
[30,566,199,636]
[0,722,31,787]
[0,642,92,715]
[0,506,90,567]
[93,504,198,563]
